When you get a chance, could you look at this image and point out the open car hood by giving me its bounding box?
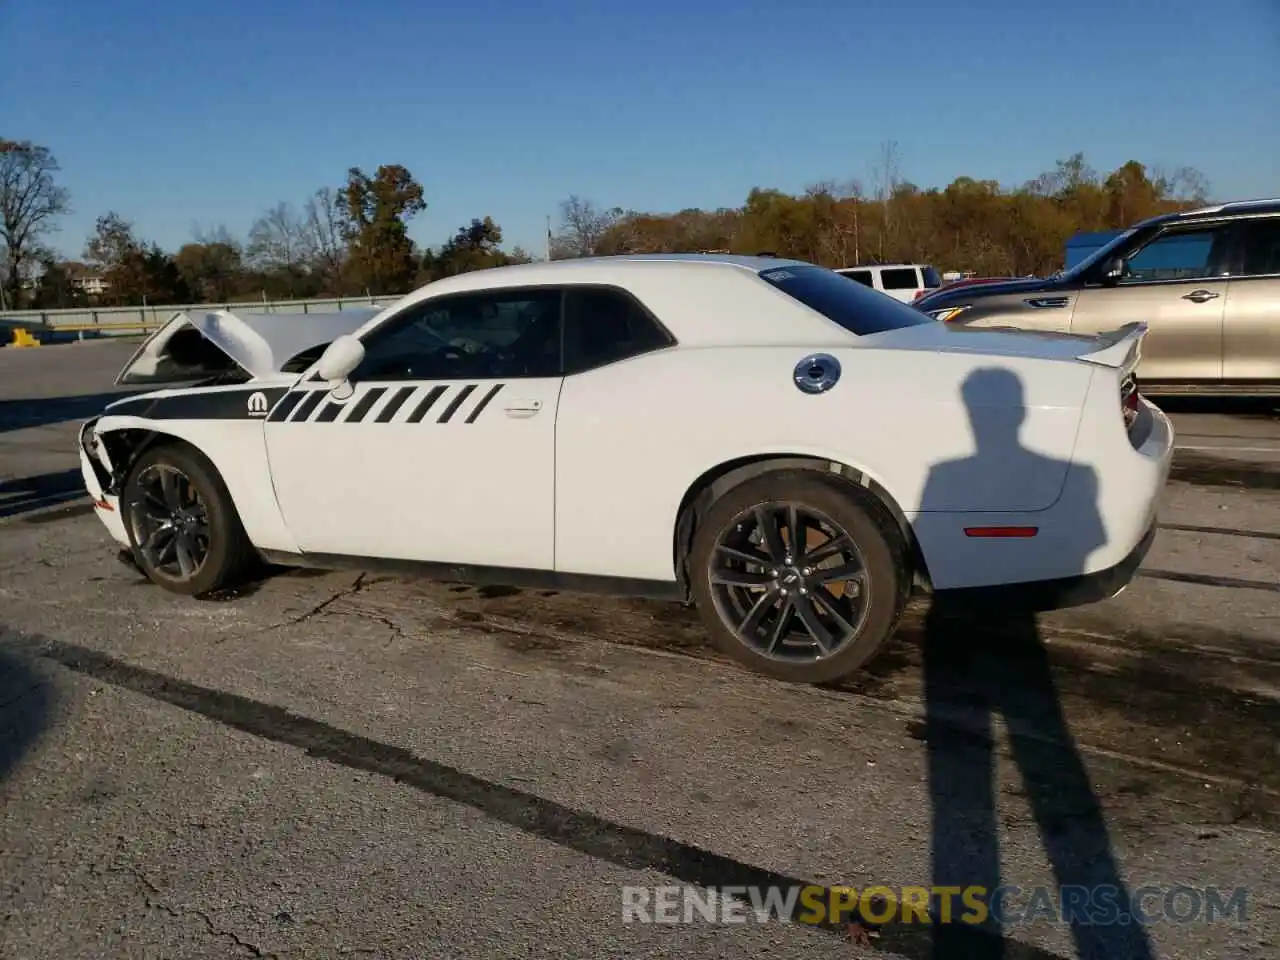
[115,307,382,386]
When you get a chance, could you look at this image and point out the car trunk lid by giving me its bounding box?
[864,318,1147,369]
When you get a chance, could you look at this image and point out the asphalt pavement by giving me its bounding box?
[1,340,1278,959]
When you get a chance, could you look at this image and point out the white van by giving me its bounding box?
[833,263,943,303]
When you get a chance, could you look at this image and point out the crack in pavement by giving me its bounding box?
[261,573,371,633]
[258,574,407,635]
[111,864,275,958]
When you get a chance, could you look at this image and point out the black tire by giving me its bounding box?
[687,470,910,684]
[120,441,257,597]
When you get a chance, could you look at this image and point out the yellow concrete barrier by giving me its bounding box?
[9,328,40,348]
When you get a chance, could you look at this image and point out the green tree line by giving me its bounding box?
[2,135,1212,312]
[549,145,1212,276]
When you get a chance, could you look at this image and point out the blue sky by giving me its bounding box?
[4,0,1278,260]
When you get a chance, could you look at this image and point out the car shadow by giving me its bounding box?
[916,368,1155,958]
[0,392,136,435]
[0,634,54,785]
[0,469,87,520]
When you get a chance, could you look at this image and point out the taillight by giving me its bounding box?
[1121,375,1140,429]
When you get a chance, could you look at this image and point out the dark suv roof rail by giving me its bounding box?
[1180,198,1280,217]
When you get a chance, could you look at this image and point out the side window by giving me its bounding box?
[1120,227,1227,283]
[562,286,673,375]
[880,267,920,290]
[352,288,563,381]
[1240,219,1280,277]
[842,270,874,287]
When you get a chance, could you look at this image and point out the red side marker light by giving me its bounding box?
[964,526,1038,538]
[94,498,114,511]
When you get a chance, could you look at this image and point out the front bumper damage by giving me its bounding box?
[78,417,129,546]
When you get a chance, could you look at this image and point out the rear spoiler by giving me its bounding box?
[1074,321,1147,374]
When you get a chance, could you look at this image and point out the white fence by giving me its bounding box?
[0,294,404,332]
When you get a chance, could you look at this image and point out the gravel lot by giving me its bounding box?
[2,340,1278,959]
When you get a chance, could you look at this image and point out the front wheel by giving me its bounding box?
[687,471,909,684]
[121,442,257,597]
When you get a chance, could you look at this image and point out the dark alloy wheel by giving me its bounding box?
[689,471,909,684]
[128,463,212,584]
[709,501,871,662]
[122,443,258,597]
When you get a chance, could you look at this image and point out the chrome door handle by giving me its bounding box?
[1182,289,1219,303]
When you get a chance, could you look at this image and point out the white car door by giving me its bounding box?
[263,286,564,571]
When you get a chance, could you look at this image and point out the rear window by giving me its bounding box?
[880,267,920,290]
[921,265,942,288]
[758,265,935,336]
[838,269,874,287]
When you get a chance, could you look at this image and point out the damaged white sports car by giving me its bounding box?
[80,255,1173,683]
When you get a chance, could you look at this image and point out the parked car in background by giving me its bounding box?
[914,198,1280,396]
[938,276,1028,292]
[834,263,943,302]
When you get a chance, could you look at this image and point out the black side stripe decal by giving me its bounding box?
[345,387,386,423]
[406,386,447,423]
[438,384,476,423]
[464,384,504,423]
[272,383,511,424]
[289,390,326,422]
[375,386,416,423]
[267,391,305,422]
[315,400,344,423]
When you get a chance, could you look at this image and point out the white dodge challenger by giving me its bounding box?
[78,255,1174,684]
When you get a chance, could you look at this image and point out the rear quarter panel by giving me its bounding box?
[553,342,1093,582]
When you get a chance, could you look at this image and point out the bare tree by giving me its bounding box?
[0,139,71,308]
[1152,164,1211,204]
[191,222,243,252]
[809,178,865,266]
[868,141,902,261]
[248,201,308,274]
[302,187,348,283]
[84,211,139,273]
[552,195,622,258]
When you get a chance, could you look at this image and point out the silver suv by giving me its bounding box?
[914,198,1280,396]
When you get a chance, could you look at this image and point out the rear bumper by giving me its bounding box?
[931,517,1156,612]
[910,395,1173,593]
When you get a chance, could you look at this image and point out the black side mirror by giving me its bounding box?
[1100,256,1126,285]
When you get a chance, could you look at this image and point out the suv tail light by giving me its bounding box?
[1121,374,1140,429]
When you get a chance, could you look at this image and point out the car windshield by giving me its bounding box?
[758,265,935,335]
[1053,227,1139,280]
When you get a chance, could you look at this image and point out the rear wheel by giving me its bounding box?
[121,442,257,597]
[687,471,909,684]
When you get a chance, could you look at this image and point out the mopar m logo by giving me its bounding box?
[247,391,269,416]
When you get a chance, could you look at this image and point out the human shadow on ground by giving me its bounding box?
[918,368,1155,959]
